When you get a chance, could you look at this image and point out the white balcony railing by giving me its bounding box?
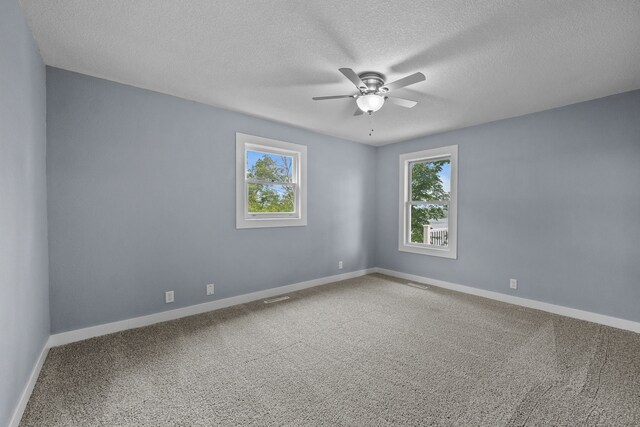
[423,225,448,246]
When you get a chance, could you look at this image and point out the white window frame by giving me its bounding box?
[236,133,307,229]
[398,145,458,259]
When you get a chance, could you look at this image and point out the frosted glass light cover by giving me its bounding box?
[356,94,384,112]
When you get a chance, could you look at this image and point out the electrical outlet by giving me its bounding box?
[206,283,215,296]
[165,290,174,303]
[510,279,518,290]
[338,261,343,269]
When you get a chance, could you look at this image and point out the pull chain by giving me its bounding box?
[368,111,375,136]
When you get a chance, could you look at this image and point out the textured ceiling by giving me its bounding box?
[21,0,640,146]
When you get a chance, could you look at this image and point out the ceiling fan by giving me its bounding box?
[312,68,425,115]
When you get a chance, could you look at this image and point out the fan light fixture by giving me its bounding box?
[356,94,385,113]
[312,68,425,119]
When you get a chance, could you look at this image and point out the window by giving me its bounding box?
[236,133,307,228]
[399,145,458,258]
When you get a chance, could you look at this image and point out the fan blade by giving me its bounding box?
[381,72,425,92]
[386,96,418,108]
[339,68,368,91]
[353,108,364,116]
[312,95,355,100]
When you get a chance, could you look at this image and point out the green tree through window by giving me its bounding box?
[247,153,295,213]
[410,159,449,243]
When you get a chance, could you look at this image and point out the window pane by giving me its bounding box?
[410,204,449,246]
[248,184,295,213]
[246,150,293,183]
[411,159,450,202]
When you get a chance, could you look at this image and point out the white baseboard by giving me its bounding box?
[8,342,50,427]
[48,266,640,348]
[48,268,375,347]
[374,267,640,334]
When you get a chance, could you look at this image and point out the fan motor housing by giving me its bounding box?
[358,72,385,93]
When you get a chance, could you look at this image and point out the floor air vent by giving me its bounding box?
[263,296,291,304]
[405,282,429,290]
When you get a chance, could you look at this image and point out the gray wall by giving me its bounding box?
[376,90,640,322]
[46,68,377,333]
[0,0,50,425]
[46,67,640,335]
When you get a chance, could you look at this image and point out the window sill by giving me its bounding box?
[236,217,307,229]
[398,243,457,259]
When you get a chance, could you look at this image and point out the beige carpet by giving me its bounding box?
[20,274,640,426]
